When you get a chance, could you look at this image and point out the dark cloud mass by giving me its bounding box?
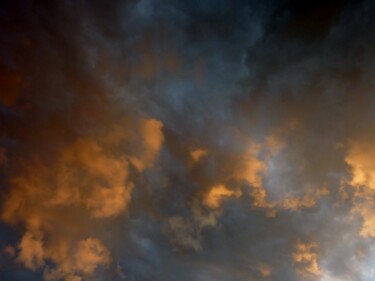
[1,0,375,280]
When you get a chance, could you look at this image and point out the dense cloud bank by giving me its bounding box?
[1,0,375,280]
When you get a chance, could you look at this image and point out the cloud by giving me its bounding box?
[190,148,208,162]
[2,0,375,281]
[130,119,164,171]
[166,201,219,251]
[1,118,163,280]
[203,184,242,209]
[50,138,133,218]
[18,232,45,271]
[293,241,321,279]
[345,138,375,238]
[345,138,375,190]
[254,263,272,278]
[43,238,111,281]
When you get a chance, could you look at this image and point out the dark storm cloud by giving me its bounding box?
[1,0,375,281]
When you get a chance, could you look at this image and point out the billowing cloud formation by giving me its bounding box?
[1,120,162,280]
[1,0,375,281]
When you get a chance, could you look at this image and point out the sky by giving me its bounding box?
[1,0,375,280]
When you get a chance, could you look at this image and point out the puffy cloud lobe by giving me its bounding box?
[74,238,111,275]
[293,242,321,279]
[203,184,242,209]
[345,139,375,190]
[130,119,164,172]
[49,138,132,218]
[43,238,110,281]
[190,148,208,162]
[254,263,272,278]
[235,143,266,189]
[18,232,45,270]
[345,138,375,238]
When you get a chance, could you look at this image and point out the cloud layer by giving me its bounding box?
[1,0,375,280]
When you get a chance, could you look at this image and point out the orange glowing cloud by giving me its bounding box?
[130,119,164,171]
[18,231,45,270]
[1,116,164,280]
[190,148,208,162]
[232,130,328,214]
[43,238,111,281]
[293,241,321,278]
[235,144,266,188]
[232,143,274,212]
[50,138,133,218]
[1,138,126,280]
[281,193,317,211]
[345,138,375,238]
[203,184,242,209]
[357,208,375,237]
[345,139,375,190]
